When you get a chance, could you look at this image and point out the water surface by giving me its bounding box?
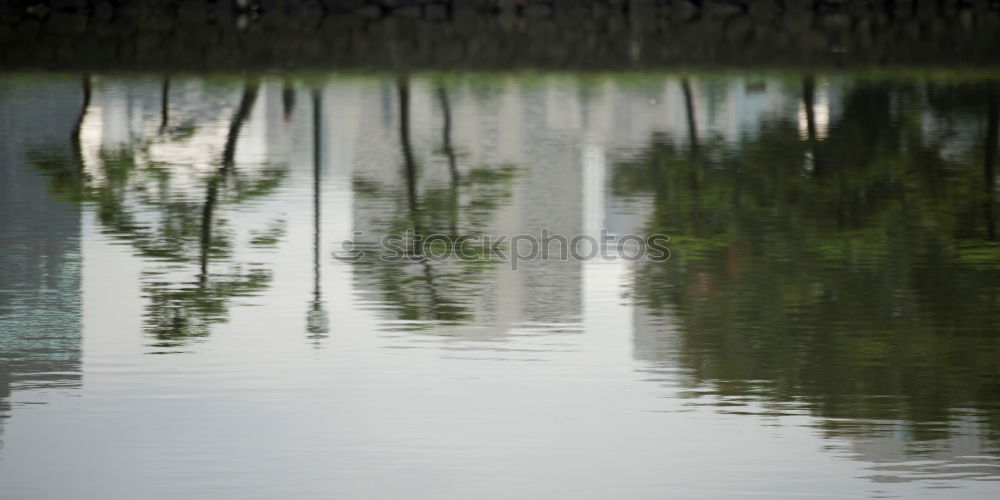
[1,72,999,499]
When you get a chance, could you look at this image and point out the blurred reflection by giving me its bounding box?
[4,72,999,493]
[31,77,287,349]
[306,88,329,342]
[346,77,598,340]
[348,77,521,329]
[616,80,1000,475]
[0,78,84,428]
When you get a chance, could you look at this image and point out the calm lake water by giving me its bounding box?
[1,72,999,499]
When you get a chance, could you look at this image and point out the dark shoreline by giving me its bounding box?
[2,0,999,71]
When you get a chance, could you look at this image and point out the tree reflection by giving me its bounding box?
[33,78,286,347]
[615,79,1000,442]
[350,78,517,326]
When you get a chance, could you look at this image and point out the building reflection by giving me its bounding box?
[0,79,84,437]
[344,76,586,338]
[337,75,794,339]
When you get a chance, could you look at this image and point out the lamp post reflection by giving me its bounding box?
[307,88,330,340]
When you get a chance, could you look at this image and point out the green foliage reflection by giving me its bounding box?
[616,79,1000,441]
